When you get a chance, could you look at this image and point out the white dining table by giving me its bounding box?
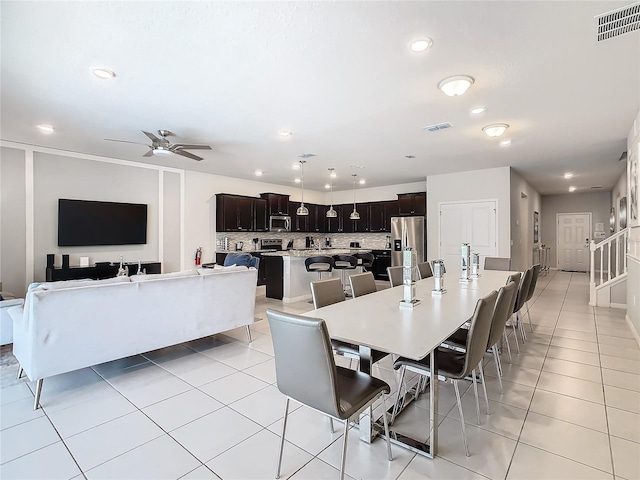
[302,268,517,458]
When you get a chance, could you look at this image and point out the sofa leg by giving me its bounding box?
[245,325,252,344]
[17,366,24,380]
[33,379,43,410]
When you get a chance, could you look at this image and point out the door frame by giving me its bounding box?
[438,199,499,259]
[555,212,592,269]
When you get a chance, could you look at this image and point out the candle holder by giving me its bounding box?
[432,259,447,295]
[471,252,481,278]
[459,243,472,283]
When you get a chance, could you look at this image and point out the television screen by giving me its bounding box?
[58,199,147,246]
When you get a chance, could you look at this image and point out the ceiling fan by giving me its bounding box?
[105,130,212,161]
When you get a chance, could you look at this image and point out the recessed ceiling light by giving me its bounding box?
[325,184,331,189]
[278,130,292,137]
[36,124,54,134]
[437,75,475,96]
[499,139,512,146]
[410,38,433,52]
[564,172,574,179]
[294,178,301,184]
[359,179,366,185]
[482,123,509,137]
[254,170,263,177]
[471,106,487,114]
[569,186,576,192]
[92,67,116,79]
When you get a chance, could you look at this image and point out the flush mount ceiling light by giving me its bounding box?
[92,67,116,79]
[499,139,512,146]
[569,186,577,192]
[254,170,263,177]
[359,179,366,185]
[564,172,574,179]
[437,75,475,96]
[278,130,292,137]
[36,124,54,134]
[294,178,301,183]
[296,160,309,216]
[410,38,433,52]
[471,106,487,114]
[349,174,360,220]
[326,168,338,218]
[482,123,509,137]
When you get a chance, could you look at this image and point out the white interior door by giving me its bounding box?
[439,201,497,269]
[557,213,591,271]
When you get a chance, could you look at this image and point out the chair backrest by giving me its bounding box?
[310,277,345,309]
[333,255,358,269]
[349,272,377,298]
[513,267,534,313]
[505,272,521,286]
[525,264,541,303]
[223,253,259,269]
[305,256,334,273]
[487,281,518,348]
[354,252,374,269]
[484,257,511,271]
[266,309,342,418]
[458,290,498,378]
[386,266,404,287]
[417,262,433,279]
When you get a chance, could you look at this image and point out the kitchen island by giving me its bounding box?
[262,249,371,303]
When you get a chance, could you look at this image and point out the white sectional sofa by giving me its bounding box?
[9,266,258,409]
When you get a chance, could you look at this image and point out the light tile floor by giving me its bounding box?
[1,271,639,479]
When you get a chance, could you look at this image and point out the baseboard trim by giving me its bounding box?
[610,302,627,310]
[626,314,640,348]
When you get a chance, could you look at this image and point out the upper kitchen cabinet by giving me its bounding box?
[308,203,326,233]
[216,194,262,232]
[254,197,268,231]
[260,193,290,216]
[326,204,344,233]
[288,201,309,232]
[397,192,426,216]
[369,200,398,232]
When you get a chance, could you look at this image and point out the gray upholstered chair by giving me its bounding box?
[386,266,404,287]
[484,257,511,271]
[523,264,541,331]
[512,267,534,345]
[349,272,377,298]
[266,309,393,479]
[416,262,433,279]
[392,290,498,456]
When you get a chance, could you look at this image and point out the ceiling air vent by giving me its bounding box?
[423,122,452,132]
[595,2,640,42]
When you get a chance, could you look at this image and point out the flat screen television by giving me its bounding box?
[58,199,147,246]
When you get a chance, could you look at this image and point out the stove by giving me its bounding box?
[261,238,283,251]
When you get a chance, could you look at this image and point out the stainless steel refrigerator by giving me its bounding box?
[391,216,426,267]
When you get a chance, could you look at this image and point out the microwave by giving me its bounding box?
[269,215,291,232]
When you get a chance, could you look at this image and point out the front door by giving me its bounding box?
[557,213,591,271]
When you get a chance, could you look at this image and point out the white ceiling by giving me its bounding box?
[1,1,638,194]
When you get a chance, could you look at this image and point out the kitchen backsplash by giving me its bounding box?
[215,232,391,252]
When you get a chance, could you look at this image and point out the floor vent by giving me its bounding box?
[595,2,640,41]
[423,122,452,132]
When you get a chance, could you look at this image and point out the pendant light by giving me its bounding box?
[349,174,360,220]
[296,160,309,216]
[326,168,337,218]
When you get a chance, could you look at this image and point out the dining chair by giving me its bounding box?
[502,272,521,356]
[416,261,433,279]
[349,272,377,298]
[386,266,404,287]
[392,290,498,456]
[333,255,358,296]
[353,252,375,274]
[512,267,534,344]
[523,264,541,331]
[484,257,511,271]
[267,309,393,480]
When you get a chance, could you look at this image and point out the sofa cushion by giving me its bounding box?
[38,276,131,291]
[130,270,198,282]
[198,265,248,275]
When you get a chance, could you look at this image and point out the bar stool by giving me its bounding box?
[354,252,374,274]
[304,255,335,281]
[333,254,358,296]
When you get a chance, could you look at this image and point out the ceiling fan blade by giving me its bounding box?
[173,149,203,161]
[104,138,148,146]
[170,144,212,150]
[142,131,160,142]
[143,149,155,157]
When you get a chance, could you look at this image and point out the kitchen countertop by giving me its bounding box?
[260,248,372,257]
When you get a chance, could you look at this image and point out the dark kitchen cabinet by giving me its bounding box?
[260,193,289,216]
[369,202,385,232]
[308,203,326,233]
[326,205,343,233]
[215,194,262,232]
[352,202,369,233]
[384,200,399,230]
[397,192,426,216]
[254,198,268,232]
[289,201,310,232]
[265,255,284,299]
[340,204,354,233]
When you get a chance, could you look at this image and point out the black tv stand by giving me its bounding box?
[46,261,161,282]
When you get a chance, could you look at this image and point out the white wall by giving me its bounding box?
[426,167,511,261]
[611,167,628,234]
[510,169,542,271]
[328,181,426,204]
[626,110,640,340]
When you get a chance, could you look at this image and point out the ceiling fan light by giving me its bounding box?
[482,123,509,137]
[153,147,173,156]
[437,75,475,96]
[36,124,54,134]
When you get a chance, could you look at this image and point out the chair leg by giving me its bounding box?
[339,419,349,480]
[471,368,480,425]
[381,394,393,461]
[503,328,513,363]
[33,379,43,411]
[526,301,534,332]
[276,398,290,479]
[510,314,521,353]
[391,366,407,424]
[17,365,24,380]
[245,325,252,344]
[328,417,335,434]
[492,345,504,394]
[518,311,527,342]
[478,362,490,415]
[453,379,470,457]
